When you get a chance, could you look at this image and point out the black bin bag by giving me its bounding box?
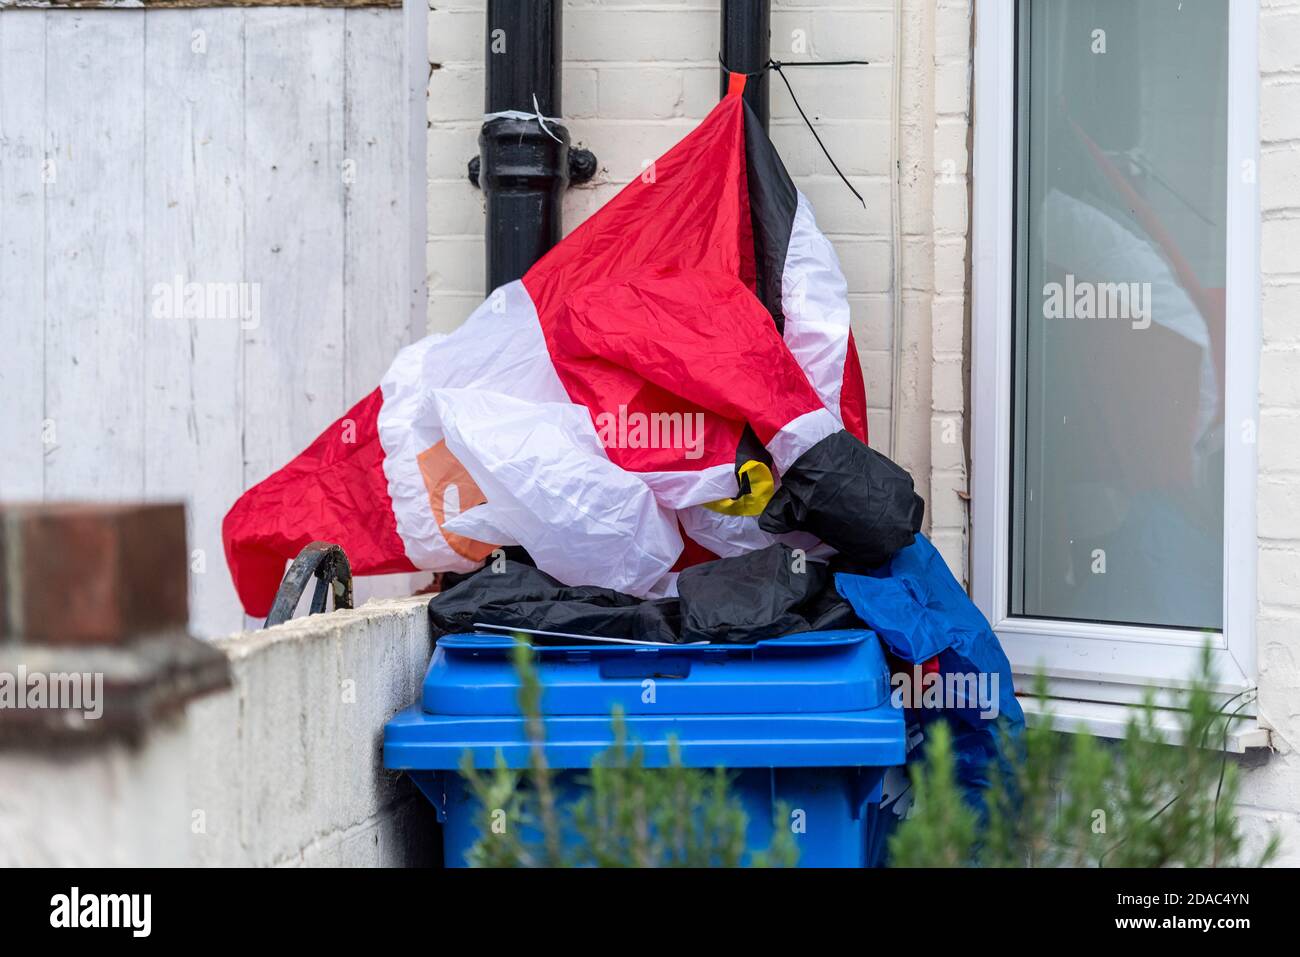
[676,543,830,644]
[428,561,681,644]
[758,430,924,569]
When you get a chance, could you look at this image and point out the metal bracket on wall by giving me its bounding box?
[467,149,597,191]
[264,541,355,629]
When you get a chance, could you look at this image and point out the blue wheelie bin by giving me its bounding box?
[383,629,906,867]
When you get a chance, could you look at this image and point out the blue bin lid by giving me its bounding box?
[384,706,906,771]
[423,629,891,716]
[383,629,906,771]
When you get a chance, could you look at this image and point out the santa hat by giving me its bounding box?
[224,85,869,617]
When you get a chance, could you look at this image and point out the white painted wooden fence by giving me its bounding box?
[0,6,426,635]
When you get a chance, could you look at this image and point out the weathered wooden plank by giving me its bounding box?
[3,5,412,631]
[2,2,400,10]
[0,10,48,500]
[43,11,147,499]
[342,7,409,399]
[240,8,347,496]
[342,7,432,603]
[142,8,247,635]
[403,0,426,339]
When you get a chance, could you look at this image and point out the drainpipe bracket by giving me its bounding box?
[467,150,598,188]
[568,147,598,186]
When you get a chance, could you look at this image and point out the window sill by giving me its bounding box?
[1017,694,1271,753]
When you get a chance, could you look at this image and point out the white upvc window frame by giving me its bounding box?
[970,0,1261,708]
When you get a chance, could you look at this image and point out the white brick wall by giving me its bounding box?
[426,2,1300,861]
[925,1,971,582]
[1245,0,1300,863]
[425,0,937,481]
[425,0,970,557]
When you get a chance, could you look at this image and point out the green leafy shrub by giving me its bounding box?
[889,646,1280,868]
[457,637,1276,868]
[459,639,798,868]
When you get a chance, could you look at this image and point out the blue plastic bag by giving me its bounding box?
[835,534,1024,817]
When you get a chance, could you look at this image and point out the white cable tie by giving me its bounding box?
[482,94,563,143]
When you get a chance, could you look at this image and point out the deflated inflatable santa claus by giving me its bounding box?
[223,80,923,617]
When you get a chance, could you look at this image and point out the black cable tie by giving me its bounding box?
[769,59,872,68]
[716,53,870,210]
[768,61,867,209]
[717,53,872,73]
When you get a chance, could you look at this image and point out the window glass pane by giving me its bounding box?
[1011,0,1227,630]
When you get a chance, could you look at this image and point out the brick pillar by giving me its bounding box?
[0,503,229,746]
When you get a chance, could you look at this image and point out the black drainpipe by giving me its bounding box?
[720,0,771,131]
[468,0,597,293]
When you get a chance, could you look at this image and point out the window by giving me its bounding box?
[972,0,1259,704]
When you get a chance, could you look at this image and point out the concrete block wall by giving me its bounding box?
[0,719,193,867]
[186,596,438,867]
[0,594,439,867]
[1240,0,1300,863]
[425,1,950,500]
